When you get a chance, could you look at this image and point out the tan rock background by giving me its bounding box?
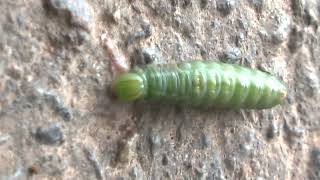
[0,0,319,179]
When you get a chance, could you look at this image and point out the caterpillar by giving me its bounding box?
[112,61,287,109]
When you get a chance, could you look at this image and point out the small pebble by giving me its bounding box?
[235,32,245,46]
[35,124,64,145]
[0,134,11,145]
[45,0,93,31]
[224,47,242,61]
[112,9,121,23]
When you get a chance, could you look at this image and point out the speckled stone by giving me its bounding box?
[0,0,319,179]
[35,124,64,145]
[45,0,94,31]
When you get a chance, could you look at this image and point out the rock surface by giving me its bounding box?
[0,0,319,179]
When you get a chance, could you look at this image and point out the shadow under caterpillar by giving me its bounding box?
[112,61,287,109]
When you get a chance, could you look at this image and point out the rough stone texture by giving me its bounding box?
[0,0,319,179]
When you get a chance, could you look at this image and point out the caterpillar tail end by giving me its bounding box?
[279,88,287,102]
[112,73,145,101]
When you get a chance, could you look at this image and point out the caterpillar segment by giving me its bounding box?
[112,61,287,109]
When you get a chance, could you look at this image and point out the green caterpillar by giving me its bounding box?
[112,61,287,109]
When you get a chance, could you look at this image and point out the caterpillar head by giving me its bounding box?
[112,73,145,101]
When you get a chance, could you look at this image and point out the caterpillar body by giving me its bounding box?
[112,61,287,109]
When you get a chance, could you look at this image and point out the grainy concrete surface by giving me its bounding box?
[0,0,319,179]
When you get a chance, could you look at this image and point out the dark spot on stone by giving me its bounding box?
[311,148,320,167]
[266,121,279,140]
[127,31,146,46]
[28,164,40,176]
[291,0,303,17]
[170,0,178,8]
[248,0,264,13]
[113,139,130,166]
[141,48,160,64]
[216,0,237,16]
[57,107,72,122]
[141,20,153,38]
[211,20,221,29]
[149,134,162,158]
[200,0,209,9]
[132,47,164,66]
[163,170,171,178]
[303,7,319,28]
[126,21,153,46]
[181,22,195,38]
[200,48,208,58]
[182,0,192,8]
[283,121,304,147]
[43,92,73,121]
[162,154,168,165]
[69,30,90,46]
[35,124,64,145]
[5,65,22,80]
[199,133,210,149]
[183,161,192,170]
[224,156,235,171]
[310,148,320,179]
[288,26,304,53]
